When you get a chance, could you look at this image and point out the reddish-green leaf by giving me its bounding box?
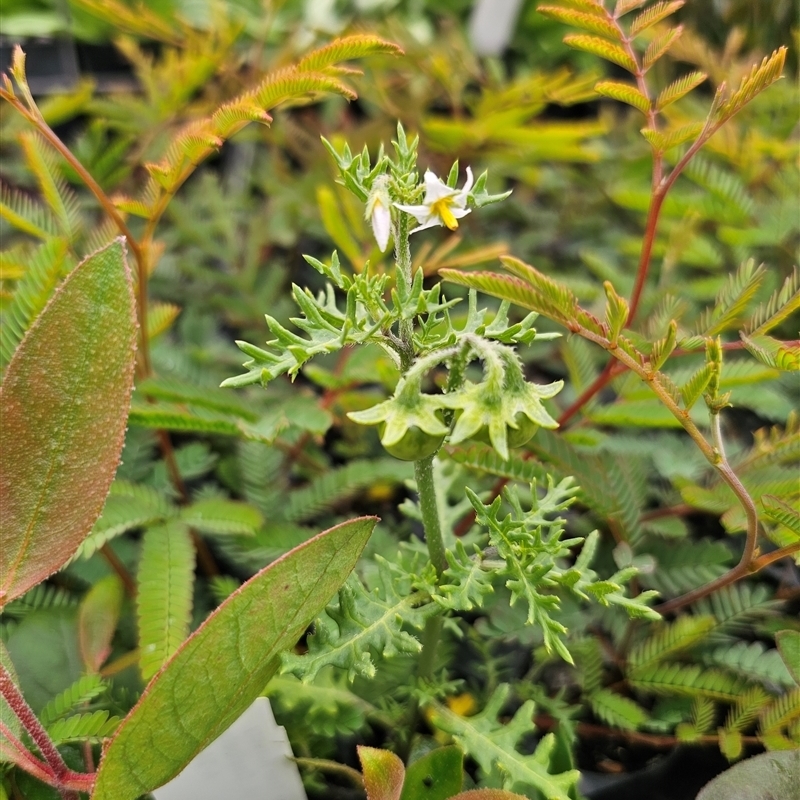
[359,746,405,800]
[79,575,124,674]
[92,516,377,800]
[0,239,136,606]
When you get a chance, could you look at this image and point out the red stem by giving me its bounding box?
[558,361,622,427]
[0,721,55,784]
[0,665,67,777]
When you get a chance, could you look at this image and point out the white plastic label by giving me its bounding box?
[153,697,307,800]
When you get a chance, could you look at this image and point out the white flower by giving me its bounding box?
[395,167,474,234]
[365,178,392,252]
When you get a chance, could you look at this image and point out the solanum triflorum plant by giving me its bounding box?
[227,125,659,797]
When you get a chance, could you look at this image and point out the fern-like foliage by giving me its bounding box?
[39,675,107,727]
[140,36,402,198]
[424,684,579,800]
[589,688,649,730]
[740,333,800,373]
[284,459,412,523]
[701,642,795,688]
[628,616,717,674]
[137,376,259,421]
[0,182,57,240]
[538,6,622,41]
[688,259,766,340]
[46,711,119,746]
[146,302,182,340]
[0,238,70,370]
[675,696,716,742]
[759,687,800,737]
[642,539,732,595]
[656,71,707,109]
[710,48,788,128]
[137,522,196,681]
[18,132,82,241]
[725,686,771,733]
[760,495,800,552]
[282,560,438,682]
[594,80,651,114]
[0,583,77,619]
[70,0,183,44]
[745,266,799,335]
[692,583,781,633]
[563,34,637,72]
[629,0,684,36]
[178,497,263,536]
[629,663,749,701]
[73,480,172,560]
[445,443,553,486]
[526,430,645,542]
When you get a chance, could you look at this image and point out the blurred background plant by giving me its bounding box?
[0,0,797,798]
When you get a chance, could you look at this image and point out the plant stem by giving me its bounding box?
[418,615,444,678]
[292,758,364,788]
[0,665,66,777]
[394,211,449,755]
[414,455,448,575]
[100,544,136,596]
[395,213,415,370]
[0,667,94,795]
[534,713,761,750]
[0,721,55,784]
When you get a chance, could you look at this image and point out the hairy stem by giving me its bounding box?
[414,455,448,575]
[395,213,415,370]
[0,665,66,778]
[0,666,95,795]
[0,721,55,785]
[394,211,448,755]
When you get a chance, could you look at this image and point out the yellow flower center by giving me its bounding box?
[430,197,459,230]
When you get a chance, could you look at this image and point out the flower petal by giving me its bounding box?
[409,218,445,235]
[454,166,474,207]
[422,170,459,203]
[371,204,392,252]
[394,202,433,225]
